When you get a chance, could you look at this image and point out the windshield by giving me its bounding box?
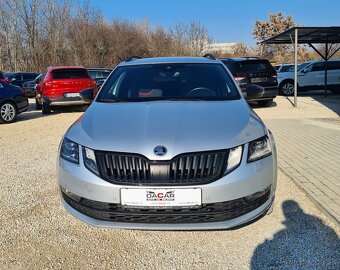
[222,60,276,76]
[97,63,240,102]
[52,69,89,79]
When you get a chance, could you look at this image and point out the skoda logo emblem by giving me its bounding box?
[154,145,167,156]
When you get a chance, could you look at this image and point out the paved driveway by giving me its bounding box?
[254,94,340,225]
[0,97,339,269]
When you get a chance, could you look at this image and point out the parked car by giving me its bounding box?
[22,74,42,98]
[274,64,281,71]
[87,68,112,88]
[58,56,277,230]
[35,66,96,114]
[277,64,295,73]
[0,71,9,83]
[278,59,340,95]
[0,81,28,123]
[7,72,39,88]
[221,57,278,107]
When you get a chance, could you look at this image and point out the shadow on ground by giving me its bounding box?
[251,200,340,270]
[248,101,278,109]
[280,90,340,115]
[17,100,88,122]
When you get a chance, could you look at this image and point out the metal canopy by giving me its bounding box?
[261,26,340,107]
[262,26,340,44]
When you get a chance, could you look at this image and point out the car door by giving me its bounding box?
[298,62,324,89]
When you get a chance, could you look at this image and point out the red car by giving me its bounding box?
[35,66,96,114]
[0,72,9,83]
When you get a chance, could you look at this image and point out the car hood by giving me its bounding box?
[67,99,266,160]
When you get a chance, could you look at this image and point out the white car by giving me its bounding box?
[277,64,295,73]
[278,59,340,95]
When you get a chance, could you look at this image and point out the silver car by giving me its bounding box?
[58,56,277,230]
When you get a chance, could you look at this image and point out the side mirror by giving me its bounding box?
[11,78,17,82]
[80,88,95,103]
[246,84,265,99]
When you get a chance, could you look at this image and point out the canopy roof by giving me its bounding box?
[261,27,340,44]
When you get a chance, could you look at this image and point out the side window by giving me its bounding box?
[23,74,33,80]
[311,62,325,72]
[14,74,23,81]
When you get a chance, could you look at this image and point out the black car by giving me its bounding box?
[87,68,112,88]
[0,81,28,123]
[22,74,42,98]
[221,58,278,107]
[7,72,39,88]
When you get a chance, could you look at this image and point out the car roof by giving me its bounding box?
[47,66,86,71]
[118,57,222,67]
[87,68,113,70]
[220,57,268,62]
[303,58,340,64]
[11,72,39,74]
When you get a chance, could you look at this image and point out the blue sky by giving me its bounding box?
[87,0,340,45]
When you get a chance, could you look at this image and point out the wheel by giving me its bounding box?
[35,98,42,110]
[42,100,51,114]
[257,99,273,107]
[280,80,295,96]
[0,101,17,124]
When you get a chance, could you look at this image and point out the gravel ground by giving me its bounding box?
[0,98,339,270]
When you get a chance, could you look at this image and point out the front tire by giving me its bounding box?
[258,99,273,107]
[280,80,295,96]
[42,100,51,114]
[0,101,18,124]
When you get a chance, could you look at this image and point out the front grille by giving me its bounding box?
[62,187,271,224]
[96,150,228,186]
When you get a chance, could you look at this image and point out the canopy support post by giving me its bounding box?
[294,28,298,107]
[324,43,329,97]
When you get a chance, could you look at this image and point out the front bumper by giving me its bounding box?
[58,137,278,230]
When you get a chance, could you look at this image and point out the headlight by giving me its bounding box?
[83,147,99,175]
[248,135,272,162]
[225,145,243,174]
[60,137,79,164]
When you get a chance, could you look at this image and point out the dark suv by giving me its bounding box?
[7,72,39,88]
[221,58,278,107]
